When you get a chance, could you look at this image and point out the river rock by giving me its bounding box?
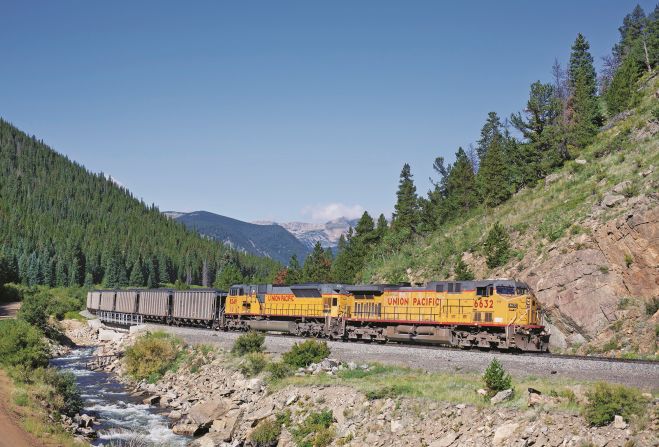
[143,395,160,405]
[172,422,205,436]
[189,398,235,426]
[77,414,94,428]
[490,389,513,405]
[188,432,226,447]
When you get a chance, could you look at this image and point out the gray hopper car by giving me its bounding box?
[172,290,224,322]
[87,291,101,311]
[99,291,116,311]
[138,289,171,318]
[115,290,139,314]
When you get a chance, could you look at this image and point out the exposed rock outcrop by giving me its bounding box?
[521,197,658,345]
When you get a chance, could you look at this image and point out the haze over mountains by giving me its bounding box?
[165,211,358,264]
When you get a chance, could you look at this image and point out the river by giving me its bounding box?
[50,347,188,447]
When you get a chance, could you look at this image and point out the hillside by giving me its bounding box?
[0,120,279,290]
[167,211,310,264]
[362,74,659,353]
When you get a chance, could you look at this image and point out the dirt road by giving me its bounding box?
[0,372,48,447]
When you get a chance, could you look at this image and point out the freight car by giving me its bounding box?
[87,279,549,352]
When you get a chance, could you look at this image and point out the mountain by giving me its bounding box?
[0,119,279,289]
[254,217,359,249]
[166,211,310,264]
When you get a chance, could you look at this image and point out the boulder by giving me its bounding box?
[209,409,241,442]
[189,398,235,426]
[246,402,274,422]
[98,328,124,342]
[188,432,227,447]
[172,422,205,436]
[87,319,102,330]
[575,159,587,165]
[613,415,627,429]
[612,180,632,194]
[492,422,519,445]
[490,389,513,405]
[601,193,625,208]
[78,414,94,428]
[142,395,160,405]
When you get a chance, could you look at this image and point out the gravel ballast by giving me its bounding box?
[144,324,659,389]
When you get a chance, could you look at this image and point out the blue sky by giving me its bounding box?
[1,1,654,223]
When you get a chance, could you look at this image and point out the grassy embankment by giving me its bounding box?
[0,284,89,446]
[129,330,656,441]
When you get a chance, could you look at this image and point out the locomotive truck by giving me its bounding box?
[87,279,549,352]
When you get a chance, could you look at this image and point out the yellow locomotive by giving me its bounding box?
[224,280,549,352]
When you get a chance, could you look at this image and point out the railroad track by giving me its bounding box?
[133,321,658,366]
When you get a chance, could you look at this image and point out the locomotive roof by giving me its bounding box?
[231,280,530,294]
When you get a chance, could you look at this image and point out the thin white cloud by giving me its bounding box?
[301,203,365,222]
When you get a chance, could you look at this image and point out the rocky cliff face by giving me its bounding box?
[519,194,658,348]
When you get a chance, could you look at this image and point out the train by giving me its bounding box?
[87,279,550,352]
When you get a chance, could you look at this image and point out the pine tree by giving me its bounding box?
[568,33,601,148]
[454,257,475,281]
[510,81,565,180]
[331,234,355,283]
[129,259,145,286]
[301,242,332,283]
[477,135,511,207]
[84,272,94,288]
[445,147,478,214]
[605,53,642,116]
[375,214,388,241]
[213,264,244,290]
[55,257,68,287]
[483,222,511,269]
[613,5,649,70]
[392,164,419,236]
[69,244,85,286]
[286,254,302,284]
[476,112,503,161]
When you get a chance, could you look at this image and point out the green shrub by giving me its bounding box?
[291,410,334,447]
[283,340,331,368]
[365,384,415,400]
[249,419,281,446]
[482,359,512,393]
[624,253,633,268]
[584,382,645,426]
[0,319,49,369]
[13,389,28,406]
[29,368,83,416]
[483,222,511,269]
[240,352,268,377]
[621,182,639,198]
[124,331,183,381]
[17,291,49,330]
[231,331,265,356]
[539,212,571,242]
[644,297,659,316]
[454,257,474,281]
[266,361,293,381]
